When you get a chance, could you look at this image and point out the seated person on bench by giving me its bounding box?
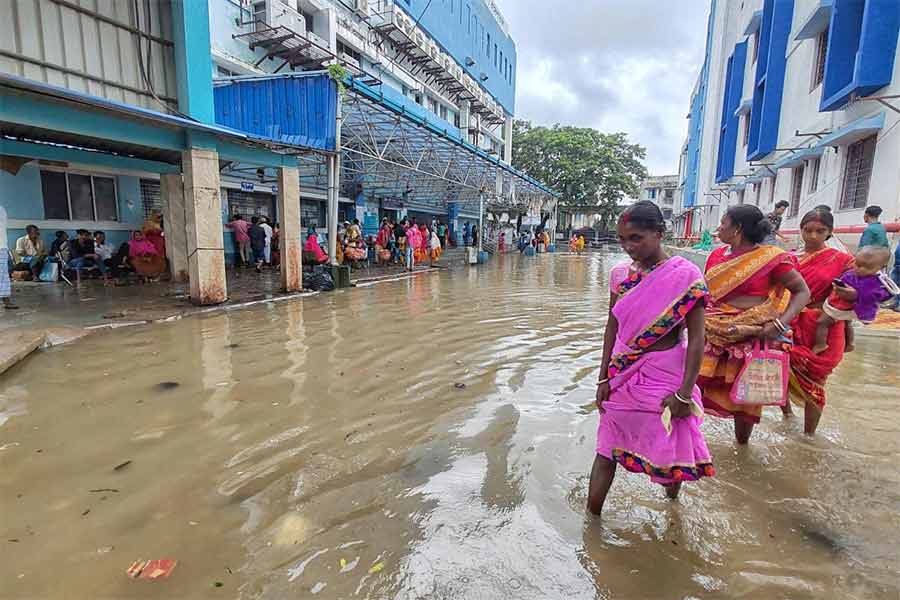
[68,229,106,276]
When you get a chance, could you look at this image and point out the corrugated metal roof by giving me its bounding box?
[213,74,337,152]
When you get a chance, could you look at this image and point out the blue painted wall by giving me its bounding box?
[1,164,148,253]
[747,0,793,161]
[400,0,516,114]
[682,0,717,209]
[821,0,900,111]
[213,75,338,151]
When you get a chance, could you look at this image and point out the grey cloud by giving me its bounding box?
[497,0,711,173]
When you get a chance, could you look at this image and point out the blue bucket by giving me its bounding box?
[477,251,489,264]
[524,247,536,257]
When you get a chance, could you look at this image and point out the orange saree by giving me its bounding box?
[698,245,794,423]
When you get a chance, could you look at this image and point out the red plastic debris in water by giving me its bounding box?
[126,559,177,580]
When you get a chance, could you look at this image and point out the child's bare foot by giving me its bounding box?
[811,342,829,354]
[845,343,855,353]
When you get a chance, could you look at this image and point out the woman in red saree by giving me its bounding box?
[785,208,854,434]
[698,206,810,445]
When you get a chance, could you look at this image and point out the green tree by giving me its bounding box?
[512,121,648,230]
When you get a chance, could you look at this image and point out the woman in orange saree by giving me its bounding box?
[786,208,855,435]
[698,206,810,444]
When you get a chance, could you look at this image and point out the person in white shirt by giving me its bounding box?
[260,217,274,265]
[0,206,17,309]
[93,231,114,263]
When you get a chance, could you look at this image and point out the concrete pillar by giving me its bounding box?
[278,166,302,292]
[159,173,189,283]
[182,148,226,305]
[327,155,339,265]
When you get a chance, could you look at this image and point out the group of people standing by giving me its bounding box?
[227,214,279,273]
[587,200,898,515]
[374,217,445,271]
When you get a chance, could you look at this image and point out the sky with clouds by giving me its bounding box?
[493,0,712,175]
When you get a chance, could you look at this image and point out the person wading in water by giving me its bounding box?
[589,201,715,516]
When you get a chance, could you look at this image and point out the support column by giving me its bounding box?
[478,192,484,253]
[327,155,339,265]
[159,173,189,283]
[182,148,226,305]
[278,166,302,292]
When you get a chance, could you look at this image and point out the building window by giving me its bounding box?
[811,29,828,91]
[664,189,674,205]
[140,179,162,219]
[743,111,752,146]
[752,29,760,63]
[808,157,821,193]
[40,170,118,221]
[300,200,324,229]
[840,135,877,210]
[790,165,805,216]
[227,189,276,220]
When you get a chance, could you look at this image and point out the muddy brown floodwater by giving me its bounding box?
[1,252,899,599]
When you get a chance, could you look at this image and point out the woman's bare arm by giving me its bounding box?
[678,303,705,398]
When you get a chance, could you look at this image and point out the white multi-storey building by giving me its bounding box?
[638,175,679,220]
[678,0,900,246]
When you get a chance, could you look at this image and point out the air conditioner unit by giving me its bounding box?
[307,30,328,49]
[429,43,441,61]
[256,0,306,33]
[393,9,409,33]
[351,0,369,17]
[414,30,428,51]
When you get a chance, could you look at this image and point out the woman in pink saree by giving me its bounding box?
[589,202,714,515]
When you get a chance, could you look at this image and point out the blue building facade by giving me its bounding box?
[398,0,516,114]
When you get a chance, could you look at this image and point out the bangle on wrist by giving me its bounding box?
[674,391,691,404]
[773,318,788,333]
[597,377,609,386]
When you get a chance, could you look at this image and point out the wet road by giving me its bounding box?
[1,252,899,599]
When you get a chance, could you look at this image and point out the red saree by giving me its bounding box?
[699,245,795,423]
[788,248,854,413]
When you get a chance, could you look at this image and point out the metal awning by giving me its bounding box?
[234,24,336,74]
[734,98,752,117]
[339,78,556,214]
[773,146,825,170]
[795,0,833,40]
[744,10,763,36]
[815,112,885,148]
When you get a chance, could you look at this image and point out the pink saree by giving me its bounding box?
[597,256,715,484]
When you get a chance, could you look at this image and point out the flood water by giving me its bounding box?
[2,252,899,599]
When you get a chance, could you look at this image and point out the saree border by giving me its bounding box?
[705,245,786,301]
